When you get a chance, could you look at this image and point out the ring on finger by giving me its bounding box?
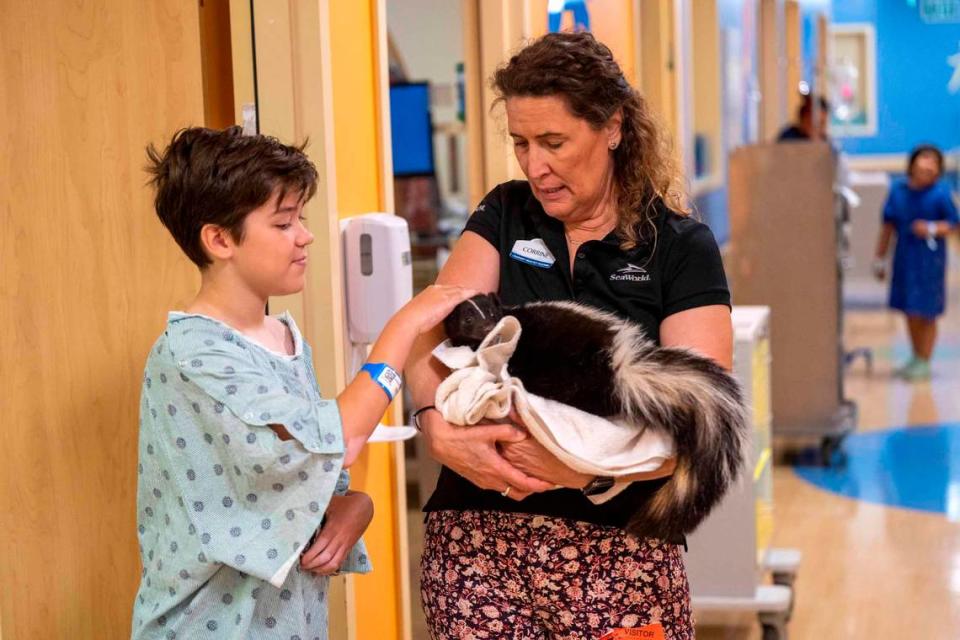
[500,485,512,498]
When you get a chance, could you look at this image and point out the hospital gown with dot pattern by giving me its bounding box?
[131,312,370,639]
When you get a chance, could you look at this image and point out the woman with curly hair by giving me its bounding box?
[406,32,732,639]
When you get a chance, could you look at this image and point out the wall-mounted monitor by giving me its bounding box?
[389,82,435,177]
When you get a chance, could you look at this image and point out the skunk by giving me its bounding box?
[443,292,748,540]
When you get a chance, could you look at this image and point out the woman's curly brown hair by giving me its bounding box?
[492,31,688,248]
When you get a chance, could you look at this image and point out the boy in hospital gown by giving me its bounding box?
[131,127,474,639]
[132,312,366,637]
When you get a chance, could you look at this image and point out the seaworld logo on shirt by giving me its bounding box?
[609,262,651,282]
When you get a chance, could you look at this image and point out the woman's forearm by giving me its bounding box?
[405,324,449,410]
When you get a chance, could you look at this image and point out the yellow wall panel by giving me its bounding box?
[330,0,383,217]
[350,444,403,638]
[328,1,407,638]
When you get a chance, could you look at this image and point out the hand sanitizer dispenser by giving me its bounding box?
[341,213,413,345]
[341,213,418,442]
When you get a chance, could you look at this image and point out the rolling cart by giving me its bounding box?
[686,306,801,640]
[726,143,858,466]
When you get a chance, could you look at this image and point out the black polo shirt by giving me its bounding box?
[423,180,731,530]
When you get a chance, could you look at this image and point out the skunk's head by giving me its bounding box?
[443,293,504,348]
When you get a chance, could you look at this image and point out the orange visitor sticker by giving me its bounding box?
[599,623,666,640]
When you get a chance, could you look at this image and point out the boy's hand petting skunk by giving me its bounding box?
[443,292,748,540]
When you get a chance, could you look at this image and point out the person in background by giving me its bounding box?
[777,94,831,142]
[873,144,959,381]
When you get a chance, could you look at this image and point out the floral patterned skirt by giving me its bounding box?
[420,510,693,640]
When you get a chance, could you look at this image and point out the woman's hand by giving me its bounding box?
[499,406,677,489]
[501,439,678,490]
[498,436,594,489]
[300,491,373,576]
[497,407,592,490]
[911,219,936,239]
[420,410,555,500]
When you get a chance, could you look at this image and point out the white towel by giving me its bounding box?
[433,316,675,503]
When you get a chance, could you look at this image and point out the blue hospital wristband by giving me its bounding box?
[361,362,402,401]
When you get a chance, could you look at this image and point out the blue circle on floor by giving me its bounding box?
[793,423,960,516]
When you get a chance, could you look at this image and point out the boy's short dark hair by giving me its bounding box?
[146,126,319,268]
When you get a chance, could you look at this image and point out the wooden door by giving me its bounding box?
[0,2,203,636]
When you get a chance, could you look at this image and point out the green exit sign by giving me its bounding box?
[921,0,960,22]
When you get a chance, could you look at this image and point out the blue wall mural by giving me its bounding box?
[832,0,960,155]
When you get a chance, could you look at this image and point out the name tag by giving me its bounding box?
[600,623,666,640]
[509,238,556,269]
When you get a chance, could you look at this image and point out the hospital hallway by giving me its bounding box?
[695,244,960,638]
[404,245,960,640]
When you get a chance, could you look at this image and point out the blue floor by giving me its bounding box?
[794,423,960,518]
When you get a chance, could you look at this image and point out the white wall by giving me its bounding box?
[387,0,463,122]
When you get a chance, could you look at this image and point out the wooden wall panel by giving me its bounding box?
[199,0,236,129]
[0,2,203,637]
[785,0,802,117]
[689,0,722,182]
[638,0,679,139]
[759,0,786,142]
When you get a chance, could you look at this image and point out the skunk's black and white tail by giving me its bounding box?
[604,316,748,540]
